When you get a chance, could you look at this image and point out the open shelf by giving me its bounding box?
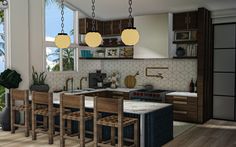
[79,57,133,60]
[79,43,132,48]
[173,56,197,59]
[173,40,198,44]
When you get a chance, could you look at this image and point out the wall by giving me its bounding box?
[8,0,30,89]
[46,59,197,92]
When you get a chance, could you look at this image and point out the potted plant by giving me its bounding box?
[30,66,49,92]
[0,68,22,131]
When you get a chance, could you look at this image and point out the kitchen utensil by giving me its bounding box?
[124,71,139,88]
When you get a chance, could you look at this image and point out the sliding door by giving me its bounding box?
[213,24,236,121]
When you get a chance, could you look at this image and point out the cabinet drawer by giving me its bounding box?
[174,104,197,112]
[174,110,198,122]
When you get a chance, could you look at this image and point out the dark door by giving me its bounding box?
[103,21,112,36]
[188,11,198,30]
[112,20,121,35]
[173,12,188,30]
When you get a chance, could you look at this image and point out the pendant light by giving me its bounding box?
[55,0,71,49]
[121,0,139,46]
[85,0,102,48]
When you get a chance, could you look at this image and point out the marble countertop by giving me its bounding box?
[166,92,197,97]
[63,87,138,95]
[52,93,171,114]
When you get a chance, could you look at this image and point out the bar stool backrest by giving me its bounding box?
[60,94,85,109]
[94,97,123,114]
[32,91,52,105]
[10,89,29,102]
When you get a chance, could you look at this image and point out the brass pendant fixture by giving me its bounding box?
[55,0,71,49]
[85,0,102,48]
[121,0,139,46]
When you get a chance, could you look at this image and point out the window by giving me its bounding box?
[44,0,78,72]
[0,8,6,111]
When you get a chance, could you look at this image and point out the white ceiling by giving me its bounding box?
[67,0,236,20]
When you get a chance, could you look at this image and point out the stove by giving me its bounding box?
[130,89,169,102]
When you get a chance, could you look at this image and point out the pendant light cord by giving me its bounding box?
[128,0,133,28]
[61,0,65,33]
[91,0,96,31]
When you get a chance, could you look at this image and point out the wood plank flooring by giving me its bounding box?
[0,119,235,147]
[164,119,236,147]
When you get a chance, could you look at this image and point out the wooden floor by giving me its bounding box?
[0,119,235,147]
[164,119,236,147]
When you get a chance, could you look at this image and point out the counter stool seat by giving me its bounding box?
[34,108,60,116]
[62,111,93,121]
[97,115,138,128]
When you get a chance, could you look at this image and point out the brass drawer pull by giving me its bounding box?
[173,96,187,101]
[173,101,187,105]
[174,110,188,115]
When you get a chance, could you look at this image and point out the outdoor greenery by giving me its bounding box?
[0,85,5,111]
[47,48,75,71]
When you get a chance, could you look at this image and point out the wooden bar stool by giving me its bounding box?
[94,97,139,147]
[31,91,59,144]
[60,94,93,147]
[10,89,30,137]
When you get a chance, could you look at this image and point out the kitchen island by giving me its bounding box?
[51,92,173,147]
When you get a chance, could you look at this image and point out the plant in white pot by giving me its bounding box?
[30,66,49,92]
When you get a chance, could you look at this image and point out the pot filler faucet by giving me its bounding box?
[65,77,73,91]
[80,77,88,90]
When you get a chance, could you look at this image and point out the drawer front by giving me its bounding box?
[174,110,198,122]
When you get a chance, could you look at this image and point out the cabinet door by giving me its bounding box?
[214,49,235,72]
[121,19,133,31]
[173,12,188,30]
[112,20,121,35]
[188,11,198,30]
[213,96,235,120]
[213,73,235,96]
[96,20,104,35]
[79,18,86,34]
[214,24,236,48]
[103,21,112,36]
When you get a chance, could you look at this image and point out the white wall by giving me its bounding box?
[8,0,30,89]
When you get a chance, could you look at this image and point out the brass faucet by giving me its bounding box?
[65,77,73,91]
[79,77,87,90]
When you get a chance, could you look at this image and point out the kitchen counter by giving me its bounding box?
[166,92,197,97]
[53,93,171,114]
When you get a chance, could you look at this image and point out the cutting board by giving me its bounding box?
[124,72,139,88]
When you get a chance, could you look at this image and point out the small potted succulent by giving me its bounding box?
[30,66,49,92]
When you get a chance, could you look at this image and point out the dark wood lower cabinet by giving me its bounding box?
[166,95,198,123]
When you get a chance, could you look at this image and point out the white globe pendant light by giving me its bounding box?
[121,0,139,46]
[55,0,71,49]
[85,0,102,48]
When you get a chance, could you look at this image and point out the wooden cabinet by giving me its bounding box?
[165,95,198,122]
[79,18,103,34]
[103,21,113,36]
[79,18,132,36]
[173,11,198,30]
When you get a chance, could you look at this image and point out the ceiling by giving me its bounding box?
[67,0,236,20]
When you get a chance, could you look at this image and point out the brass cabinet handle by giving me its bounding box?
[173,101,187,105]
[174,110,188,115]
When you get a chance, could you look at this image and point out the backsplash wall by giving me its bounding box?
[46,59,197,92]
[102,59,197,91]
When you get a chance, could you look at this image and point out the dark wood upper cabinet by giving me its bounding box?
[173,11,198,30]
[103,21,112,36]
[112,20,122,35]
[79,18,133,36]
[96,20,104,35]
[79,18,93,34]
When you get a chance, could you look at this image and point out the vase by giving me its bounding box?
[30,84,49,92]
[1,93,20,131]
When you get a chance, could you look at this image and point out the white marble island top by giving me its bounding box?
[52,93,171,115]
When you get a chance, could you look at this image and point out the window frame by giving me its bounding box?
[43,0,79,72]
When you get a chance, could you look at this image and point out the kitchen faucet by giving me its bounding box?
[65,77,73,91]
[79,77,87,90]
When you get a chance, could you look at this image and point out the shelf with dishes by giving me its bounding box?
[79,47,134,60]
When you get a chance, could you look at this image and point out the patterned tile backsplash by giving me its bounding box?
[46,59,197,92]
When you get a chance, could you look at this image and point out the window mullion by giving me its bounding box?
[60,49,63,71]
